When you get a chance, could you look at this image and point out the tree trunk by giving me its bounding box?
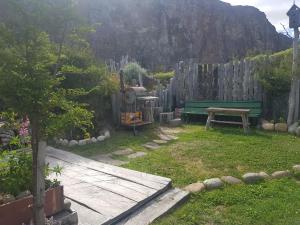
[31,119,46,225]
[288,28,300,126]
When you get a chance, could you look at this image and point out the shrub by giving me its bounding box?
[153,71,175,86]
[123,62,147,84]
[0,150,61,196]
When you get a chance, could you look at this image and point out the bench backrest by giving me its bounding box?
[184,100,262,117]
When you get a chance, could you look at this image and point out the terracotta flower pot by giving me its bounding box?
[0,186,64,225]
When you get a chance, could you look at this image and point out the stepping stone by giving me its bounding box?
[242,173,264,184]
[127,152,147,159]
[158,134,172,141]
[166,135,178,140]
[293,165,300,173]
[271,170,291,179]
[258,172,271,180]
[183,182,205,193]
[142,142,160,150]
[221,176,242,185]
[203,178,223,190]
[113,148,134,156]
[153,140,168,145]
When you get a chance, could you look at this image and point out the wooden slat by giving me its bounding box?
[210,120,248,125]
[46,147,171,190]
[206,107,250,114]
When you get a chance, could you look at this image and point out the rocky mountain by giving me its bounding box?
[82,0,290,69]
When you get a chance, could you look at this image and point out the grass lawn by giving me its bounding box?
[69,124,300,225]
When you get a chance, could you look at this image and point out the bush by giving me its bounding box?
[153,71,175,86]
[0,150,32,196]
[123,62,147,84]
[0,150,61,196]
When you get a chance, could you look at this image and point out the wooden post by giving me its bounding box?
[288,28,300,126]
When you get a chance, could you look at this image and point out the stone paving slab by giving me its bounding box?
[127,152,147,159]
[113,148,135,156]
[153,140,168,145]
[142,142,160,150]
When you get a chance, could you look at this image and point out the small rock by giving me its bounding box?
[58,138,64,145]
[78,140,87,146]
[258,172,271,180]
[275,123,288,132]
[127,152,147,159]
[203,178,223,190]
[91,137,97,143]
[221,176,242,185]
[0,195,3,205]
[153,140,168,144]
[16,190,31,200]
[262,122,274,131]
[296,127,300,136]
[271,170,291,179]
[3,194,15,204]
[104,130,111,139]
[68,140,78,147]
[113,148,134,156]
[63,199,72,210]
[183,182,205,193]
[293,165,300,173]
[97,136,105,142]
[288,122,299,134]
[62,139,69,146]
[242,173,264,184]
[85,138,92,144]
[142,142,160,150]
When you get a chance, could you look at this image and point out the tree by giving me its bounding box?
[0,7,92,225]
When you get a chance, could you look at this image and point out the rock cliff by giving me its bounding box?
[82,0,291,69]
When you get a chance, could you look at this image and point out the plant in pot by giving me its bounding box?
[0,150,65,225]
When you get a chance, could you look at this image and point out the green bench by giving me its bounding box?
[182,100,262,125]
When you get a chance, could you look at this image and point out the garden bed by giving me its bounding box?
[0,185,64,225]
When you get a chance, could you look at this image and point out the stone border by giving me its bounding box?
[184,165,300,193]
[54,130,111,147]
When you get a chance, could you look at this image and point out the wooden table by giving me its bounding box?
[205,107,250,133]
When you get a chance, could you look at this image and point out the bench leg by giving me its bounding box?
[241,114,249,134]
[206,113,214,130]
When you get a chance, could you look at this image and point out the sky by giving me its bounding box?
[221,0,294,32]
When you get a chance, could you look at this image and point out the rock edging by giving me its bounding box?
[184,165,300,193]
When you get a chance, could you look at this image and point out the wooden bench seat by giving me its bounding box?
[182,101,262,118]
[182,101,262,133]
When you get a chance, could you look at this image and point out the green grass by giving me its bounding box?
[70,124,300,224]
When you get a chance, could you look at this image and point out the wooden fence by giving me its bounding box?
[156,58,266,112]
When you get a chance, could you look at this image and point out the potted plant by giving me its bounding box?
[0,150,64,225]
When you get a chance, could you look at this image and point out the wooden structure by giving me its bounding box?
[182,100,262,118]
[287,4,300,29]
[156,59,266,114]
[46,147,189,225]
[205,108,250,133]
[287,3,300,126]
[120,87,158,134]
